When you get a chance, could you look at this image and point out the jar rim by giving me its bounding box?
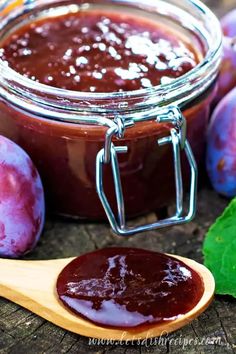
[0,0,222,118]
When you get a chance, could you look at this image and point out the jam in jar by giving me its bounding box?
[0,11,199,92]
[0,0,222,231]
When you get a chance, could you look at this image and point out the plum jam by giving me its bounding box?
[0,1,222,220]
[56,248,204,328]
[0,11,199,92]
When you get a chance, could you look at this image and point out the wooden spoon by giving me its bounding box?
[0,255,214,340]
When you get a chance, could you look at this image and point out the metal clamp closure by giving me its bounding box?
[104,116,134,164]
[96,106,197,236]
[157,106,186,149]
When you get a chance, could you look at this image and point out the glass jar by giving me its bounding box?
[0,0,222,235]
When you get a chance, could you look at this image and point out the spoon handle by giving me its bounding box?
[0,259,32,288]
[0,258,72,298]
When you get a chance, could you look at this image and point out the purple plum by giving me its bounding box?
[0,136,45,258]
[206,87,236,197]
[214,37,236,104]
[221,9,236,38]
[213,9,236,105]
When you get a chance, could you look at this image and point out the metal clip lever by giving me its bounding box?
[104,116,134,164]
[96,107,197,237]
[96,144,127,232]
[157,106,186,149]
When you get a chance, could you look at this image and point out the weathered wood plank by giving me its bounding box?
[0,191,234,354]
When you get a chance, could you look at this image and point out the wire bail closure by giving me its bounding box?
[96,105,197,236]
[103,116,134,164]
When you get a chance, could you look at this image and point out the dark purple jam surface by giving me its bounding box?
[56,248,204,328]
[0,10,199,92]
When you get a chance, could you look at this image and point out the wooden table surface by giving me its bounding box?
[0,1,236,353]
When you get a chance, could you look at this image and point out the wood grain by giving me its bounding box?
[1,189,234,354]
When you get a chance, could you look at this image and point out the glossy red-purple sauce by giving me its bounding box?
[0,11,199,92]
[56,248,204,328]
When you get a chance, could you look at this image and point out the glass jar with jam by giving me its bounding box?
[0,0,222,235]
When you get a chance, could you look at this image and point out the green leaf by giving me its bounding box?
[203,198,236,298]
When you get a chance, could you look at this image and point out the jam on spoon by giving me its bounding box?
[56,247,204,328]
